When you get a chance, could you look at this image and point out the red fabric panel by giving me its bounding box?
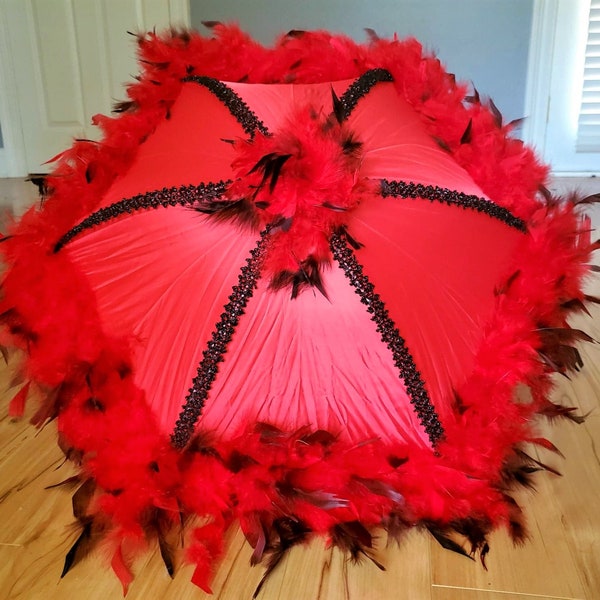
[348,196,523,420]
[100,84,242,207]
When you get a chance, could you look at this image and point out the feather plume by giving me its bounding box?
[427,525,474,561]
[269,255,328,299]
[61,479,101,578]
[253,517,310,599]
[62,522,94,578]
[331,522,385,570]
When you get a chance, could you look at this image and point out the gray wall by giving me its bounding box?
[190,0,533,124]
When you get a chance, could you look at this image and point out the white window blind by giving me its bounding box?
[577,0,600,152]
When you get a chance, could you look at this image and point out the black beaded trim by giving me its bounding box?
[330,231,445,446]
[170,228,270,450]
[381,180,526,232]
[54,182,230,251]
[183,76,269,137]
[338,68,394,120]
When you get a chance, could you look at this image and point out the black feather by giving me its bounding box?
[331,522,385,570]
[26,174,49,197]
[112,100,138,114]
[537,326,595,374]
[364,28,380,42]
[488,98,503,128]
[276,479,349,510]
[139,59,170,70]
[538,400,587,423]
[253,518,310,599]
[255,421,285,440]
[227,449,259,473]
[45,475,82,490]
[465,86,480,104]
[573,192,600,206]
[72,478,96,521]
[341,134,363,157]
[195,197,259,229]
[500,494,527,544]
[321,201,348,212]
[273,154,292,192]
[85,396,105,413]
[248,152,292,193]
[432,136,451,152]
[353,476,403,503]
[338,226,364,250]
[538,184,553,202]
[427,525,474,561]
[480,542,490,570]
[460,119,472,144]
[560,298,591,316]
[61,522,93,578]
[387,455,409,468]
[515,449,562,477]
[300,429,337,446]
[507,117,526,130]
[186,432,222,461]
[157,516,176,578]
[270,255,328,299]
[452,391,470,415]
[331,88,346,124]
[30,384,62,428]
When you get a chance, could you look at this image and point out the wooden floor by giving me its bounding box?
[0,178,599,599]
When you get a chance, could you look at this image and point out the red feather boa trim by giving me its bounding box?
[0,25,596,594]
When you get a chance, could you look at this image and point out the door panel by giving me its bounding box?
[2,0,189,173]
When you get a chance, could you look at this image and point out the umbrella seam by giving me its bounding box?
[380,179,527,232]
[53,181,231,251]
[330,230,445,446]
[170,226,271,450]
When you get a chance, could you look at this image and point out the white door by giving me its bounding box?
[0,0,189,176]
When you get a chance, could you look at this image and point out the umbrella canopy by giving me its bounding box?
[1,25,596,595]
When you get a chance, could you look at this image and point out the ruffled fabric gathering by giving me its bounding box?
[0,24,597,597]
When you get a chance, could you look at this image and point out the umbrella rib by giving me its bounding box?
[170,227,270,450]
[330,230,445,446]
[184,68,392,138]
[380,179,527,231]
[183,75,269,137]
[53,182,231,252]
[336,68,394,120]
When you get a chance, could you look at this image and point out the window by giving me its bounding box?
[524,0,599,174]
[577,0,600,151]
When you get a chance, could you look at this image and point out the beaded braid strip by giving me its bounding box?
[381,180,527,232]
[170,227,270,450]
[184,68,393,136]
[337,68,394,120]
[54,182,230,251]
[183,75,269,137]
[330,230,445,446]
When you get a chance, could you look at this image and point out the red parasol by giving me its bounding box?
[1,25,596,596]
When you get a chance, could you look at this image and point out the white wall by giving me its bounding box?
[190,0,534,124]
